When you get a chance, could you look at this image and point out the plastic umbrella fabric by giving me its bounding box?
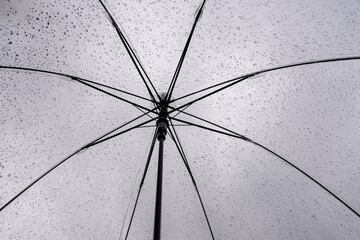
[1,0,360,239]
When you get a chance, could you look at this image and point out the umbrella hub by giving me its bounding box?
[156,95,168,141]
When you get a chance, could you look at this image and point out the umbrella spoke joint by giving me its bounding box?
[156,94,169,141]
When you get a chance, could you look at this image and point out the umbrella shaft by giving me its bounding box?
[154,137,164,240]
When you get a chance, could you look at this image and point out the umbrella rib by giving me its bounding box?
[134,106,154,119]
[169,116,360,218]
[90,107,157,145]
[167,121,216,240]
[123,128,158,240]
[0,65,153,103]
[74,77,155,103]
[137,125,157,129]
[98,0,160,103]
[168,75,252,115]
[76,79,157,114]
[0,110,154,212]
[171,103,193,118]
[87,118,157,148]
[170,56,360,105]
[165,0,207,102]
[137,124,190,129]
[169,107,248,140]
[171,75,250,104]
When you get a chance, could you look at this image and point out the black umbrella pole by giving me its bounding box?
[154,135,164,240]
[154,94,168,240]
[154,108,167,240]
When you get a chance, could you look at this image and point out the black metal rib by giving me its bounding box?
[170,75,249,104]
[0,110,154,212]
[169,106,248,140]
[91,108,157,146]
[123,128,158,240]
[171,103,193,119]
[165,0,207,102]
[167,121,215,239]
[75,78,154,103]
[87,118,156,148]
[168,75,252,115]
[98,0,160,103]
[76,79,156,114]
[170,56,360,104]
[169,117,360,218]
[137,125,157,129]
[0,65,153,103]
[134,106,157,120]
[137,124,190,129]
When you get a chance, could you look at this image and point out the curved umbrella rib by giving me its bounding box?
[170,56,360,105]
[171,103,193,119]
[168,121,191,170]
[88,108,157,146]
[165,0,207,102]
[167,121,215,240]
[169,106,248,140]
[76,79,156,114]
[87,118,157,148]
[123,128,158,240]
[0,111,155,212]
[73,77,154,103]
[171,75,250,104]
[169,75,252,115]
[137,125,157,129]
[169,117,360,218]
[133,106,156,120]
[98,0,160,103]
[0,65,153,103]
[138,124,191,129]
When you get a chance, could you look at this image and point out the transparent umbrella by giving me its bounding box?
[1,0,360,239]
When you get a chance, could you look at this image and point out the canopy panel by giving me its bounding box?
[0,0,150,98]
[173,0,360,99]
[103,0,203,92]
[177,61,360,210]
[174,126,360,239]
[0,71,143,206]
[0,128,154,239]
[126,139,212,240]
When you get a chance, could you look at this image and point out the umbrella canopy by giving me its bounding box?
[1,0,360,239]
